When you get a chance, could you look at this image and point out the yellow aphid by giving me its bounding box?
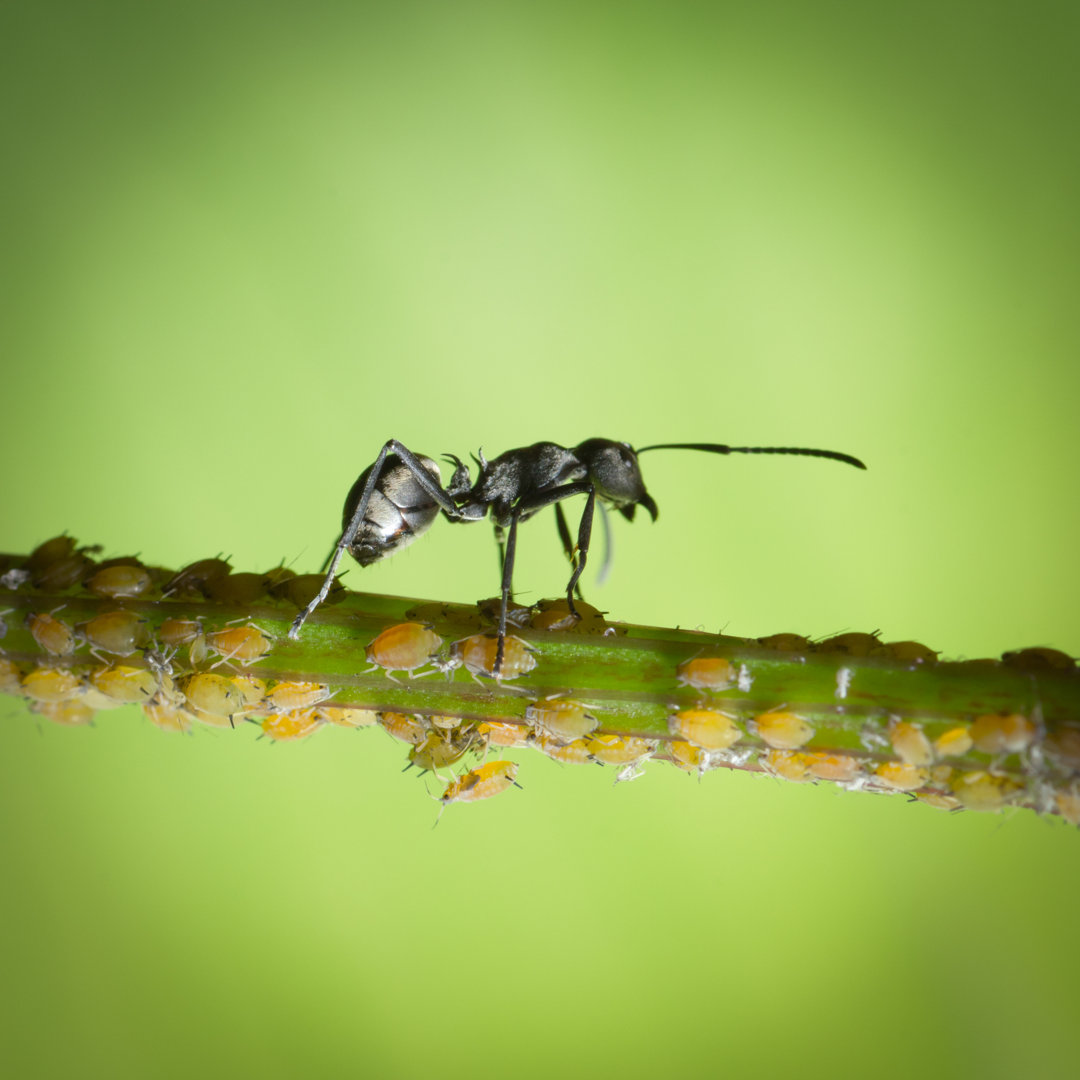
[885,640,939,664]
[86,564,153,599]
[267,681,331,712]
[80,610,151,656]
[934,726,974,758]
[440,760,520,805]
[476,720,531,748]
[261,709,322,742]
[951,770,1017,812]
[585,733,658,766]
[22,667,82,703]
[889,721,934,766]
[813,632,886,658]
[969,713,1037,755]
[451,634,537,681]
[0,658,23,693]
[755,633,810,652]
[761,749,813,783]
[915,792,963,812]
[90,665,159,704]
[668,740,708,774]
[805,752,862,783]
[676,655,735,691]
[27,612,76,656]
[1001,647,1076,672]
[755,709,814,750]
[143,702,194,734]
[1055,789,1080,827]
[230,675,267,707]
[182,673,246,723]
[930,764,954,786]
[378,712,429,745]
[409,731,473,772]
[533,733,592,764]
[874,762,930,792]
[316,705,378,728]
[365,622,442,678]
[207,625,273,665]
[669,708,741,751]
[526,698,599,741]
[32,700,96,727]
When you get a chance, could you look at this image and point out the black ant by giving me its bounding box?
[287,438,866,672]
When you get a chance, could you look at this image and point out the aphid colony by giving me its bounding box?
[3,535,1079,823]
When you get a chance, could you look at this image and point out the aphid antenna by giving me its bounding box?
[635,442,867,470]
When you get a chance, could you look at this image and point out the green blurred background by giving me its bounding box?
[2,2,1078,1077]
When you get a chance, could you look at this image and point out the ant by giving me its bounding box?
[287,438,866,673]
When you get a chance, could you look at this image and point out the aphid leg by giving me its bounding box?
[289,439,466,640]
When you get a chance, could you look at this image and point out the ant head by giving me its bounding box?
[573,439,659,522]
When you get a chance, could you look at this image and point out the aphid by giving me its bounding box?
[1,657,23,693]
[476,596,532,629]
[533,733,593,764]
[755,633,810,652]
[1055,789,1080,827]
[889,720,934,766]
[89,665,159,704]
[182,673,246,725]
[584,732,658,766]
[163,558,231,597]
[529,597,609,633]
[271,572,346,609]
[32,699,96,726]
[80,610,152,656]
[1045,728,1080,774]
[158,617,207,665]
[207,625,273,666]
[25,535,77,572]
[526,698,600,742]
[378,712,429,745]
[365,622,442,679]
[143,702,194,734]
[22,667,82,703]
[915,792,963,812]
[969,712,1037,756]
[449,633,537,682]
[669,708,742,751]
[884,641,939,664]
[315,705,378,728]
[668,739,709,775]
[266,681,331,712]
[804,752,863,783]
[230,675,268,708]
[86,564,153,599]
[874,762,930,792]
[288,438,865,675]
[439,760,520,807]
[203,572,269,605]
[934,726,974,758]
[32,552,97,590]
[676,655,735,692]
[754,709,814,750]
[760,749,813,783]
[26,611,76,656]
[1001,647,1076,673]
[261,709,323,742]
[475,720,531,749]
[408,730,474,772]
[951,770,1018,812]
[813,632,887,658]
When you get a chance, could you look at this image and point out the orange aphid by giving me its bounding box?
[476,720,531,748]
[365,622,442,678]
[143,702,194,734]
[934,727,974,758]
[27,612,76,656]
[440,760,520,805]
[951,770,1017,812]
[158,617,207,665]
[669,708,741,751]
[316,705,378,728]
[266,681,331,712]
[533,734,592,764]
[450,634,537,681]
[90,665,159,704]
[261,709,322,742]
[80,610,151,656]
[805,752,862,783]
[526,698,599,742]
[378,712,429,745]
[22,667,82,703]
[584,733,658,766]
[207,625,273,665]
[761,749,813,783]
[969,713,1037,755]
[86,564,153,599]
[755,709,814,750]
[889,720,934,766]
[33,700,96,727]
[874,762,930,792]
[676,655,735,691]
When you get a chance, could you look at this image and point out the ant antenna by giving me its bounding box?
[635,443,867,470]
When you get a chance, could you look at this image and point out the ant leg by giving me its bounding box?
[493,523,507,578]
[564,490,596,618]
[553,504,585,601]
[595,501,614,586]
[495,515,520,675]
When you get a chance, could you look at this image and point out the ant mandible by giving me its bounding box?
[287,438,866,673]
